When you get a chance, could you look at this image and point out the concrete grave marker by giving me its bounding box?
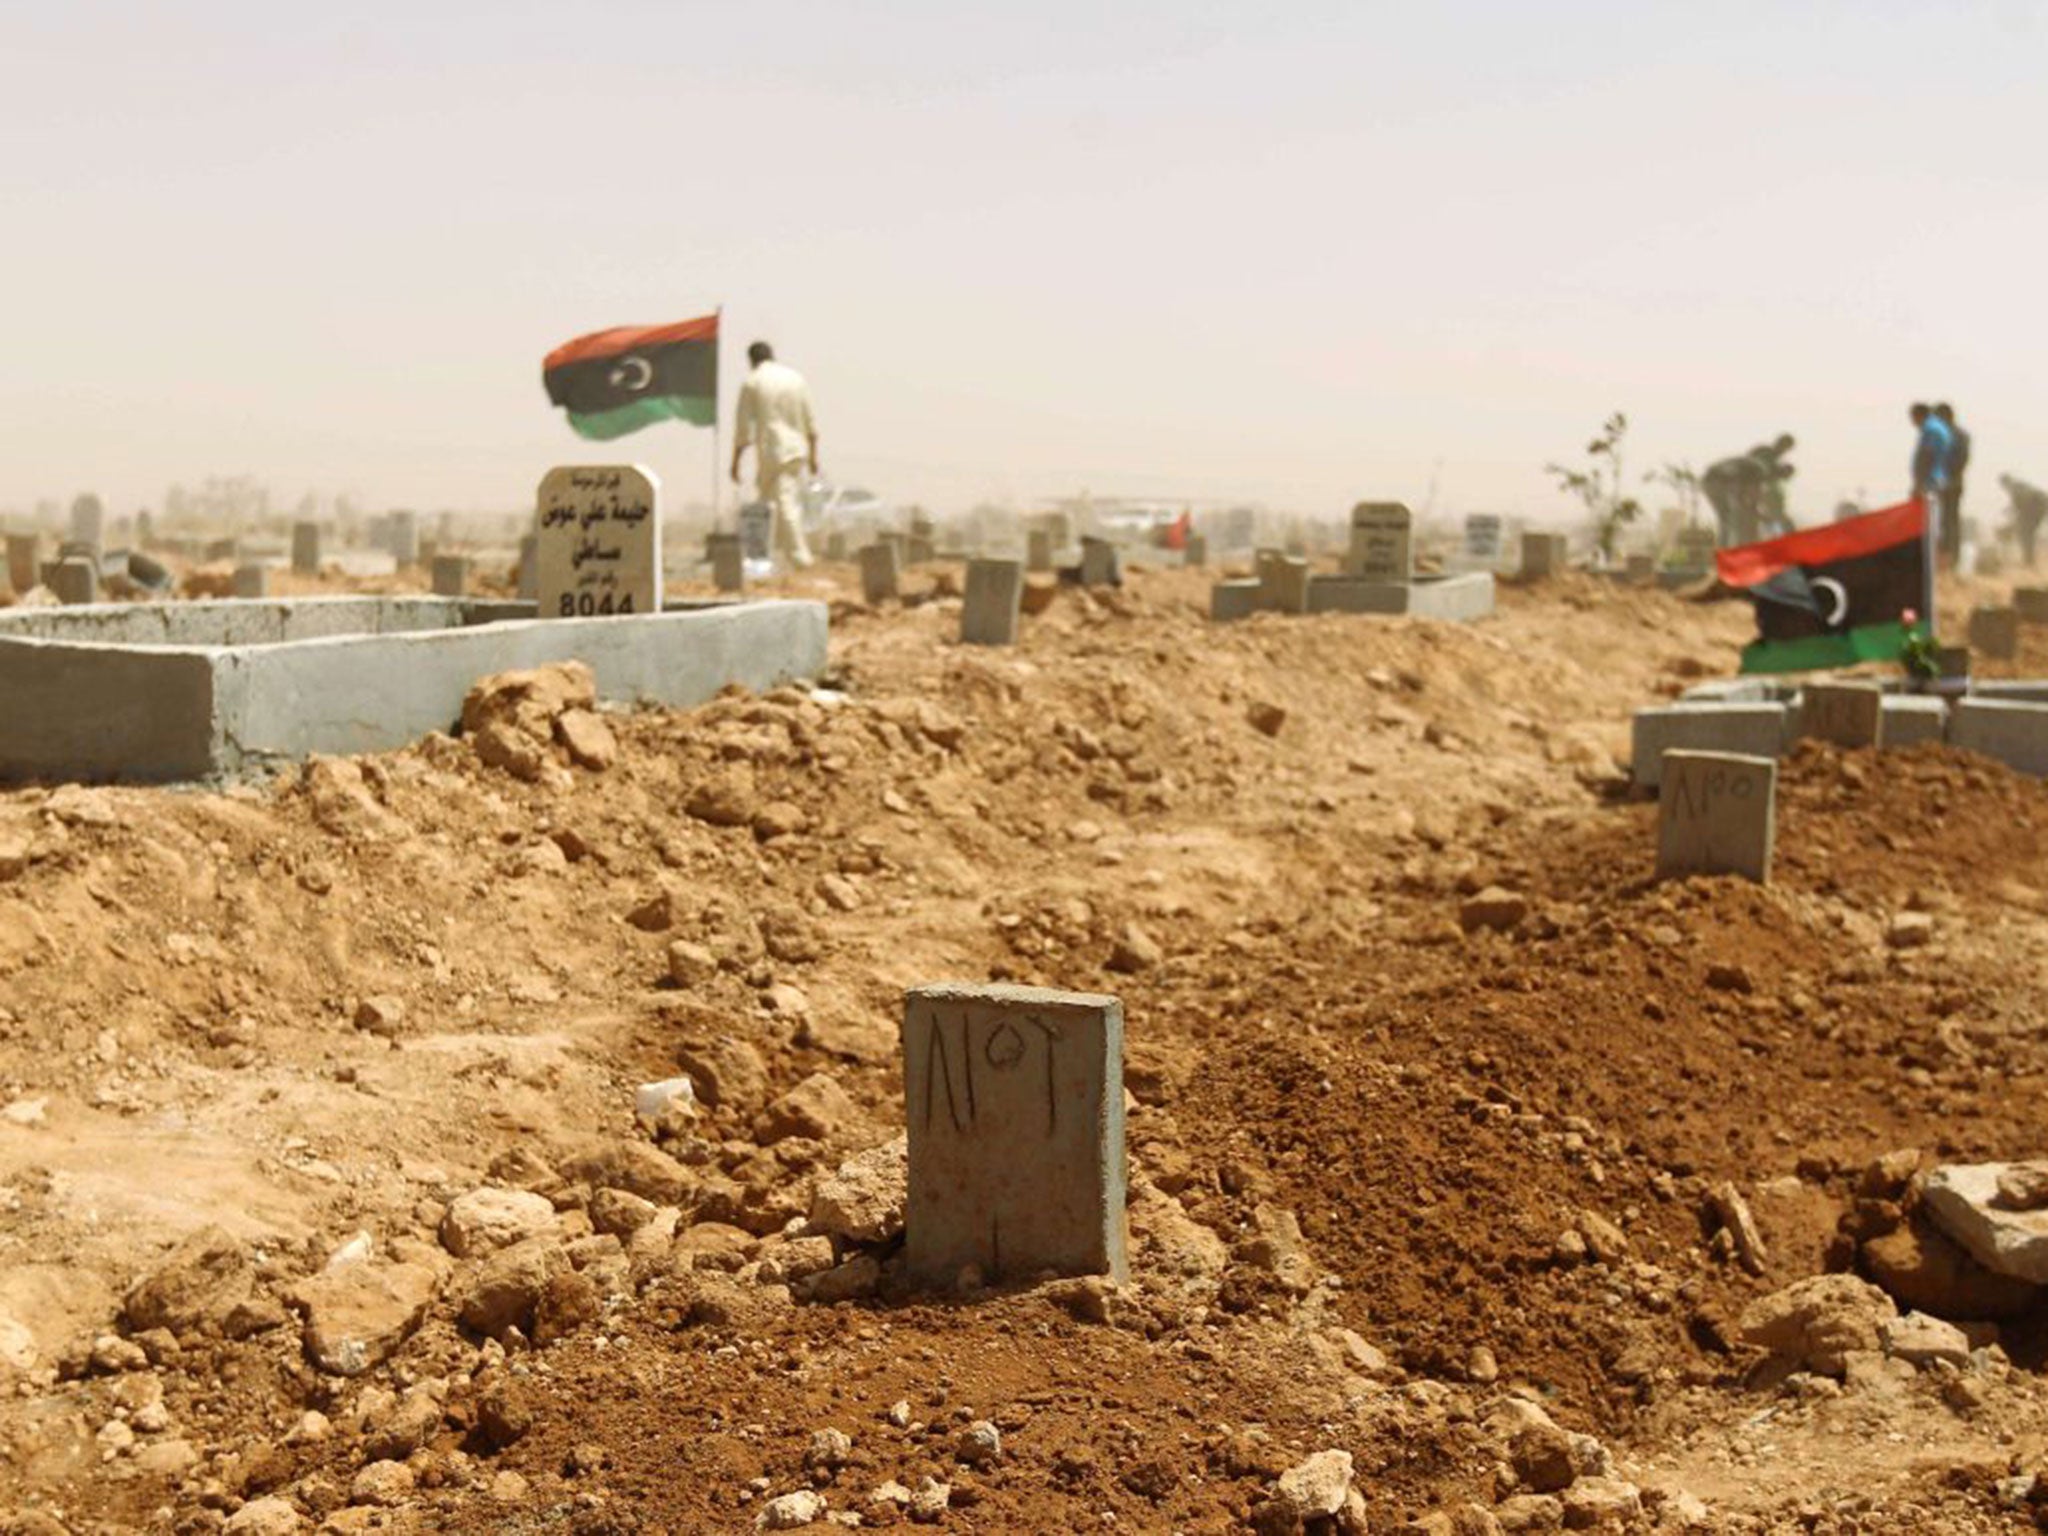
[1802,681,1883,748]
[1027,528,1055,574]
[824,528,848,563]
[1255,549,1310,614]
[1521,530,1569,579]
[68,494,105,554]
[1347,502,1412,583]
[859,542,900,605]
[1969,605,2019,660]
[291,521,322,576]
[431,555,469,597]
[1463,514,1503,566]
[1080,537,1121,588]
[1624,553,1656,582]
[2015,588,2048,625]
[1184,531,1208,568]
[901,983,1127,1285]
[708,533,745,594]
[232,564,269,599]
[50,558,97,606]
[516,536,538,599]
[535,464,661,619]
[387,511,420,566]
[1657,750,1776,883]
[961,558,1023,646]
[5,534,38,595]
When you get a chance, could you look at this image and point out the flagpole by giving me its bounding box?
[712,303,729,536]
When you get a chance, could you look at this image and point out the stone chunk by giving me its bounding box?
[1924,1162,2048,1282]
[1738,1273,1896,1376]
[1274,1448,1354,1518]
[293,1261,438,1376]
[1656,750,1775,883]
[1459,886,1526,933]
[1882,1310,1971,1367]
[439,1188,558,1258]
[757,1072,855,1143]
[901,983,1126,1285]
[1863,1212,2043,1320]
[808,1137,908,1245]
[124,1226,253,1334]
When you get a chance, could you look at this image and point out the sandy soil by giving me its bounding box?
[4,560,2048,1534]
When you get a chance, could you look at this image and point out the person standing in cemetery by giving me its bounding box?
[1701,450,1767,545]
[1934,402,1970,565]
[2003,473,2048,566]
[1749,433,1797,536]
[731,341,820,569]
[1908,402,1955,562]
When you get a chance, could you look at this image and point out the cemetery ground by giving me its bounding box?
[7,564,2048,1532]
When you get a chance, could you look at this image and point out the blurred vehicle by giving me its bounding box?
[804,482,891,528]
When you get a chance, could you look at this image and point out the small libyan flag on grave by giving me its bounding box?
[1717,497,1930,674]
[542,314,718,440]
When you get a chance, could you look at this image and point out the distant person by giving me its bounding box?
[1934,402,1970,565]
[2005,474,2048,567]
[1701,452,1767,545]
[1749,433,1797,536]
[731,341,820,569]
[1701,433,1794,544]
[1908,402,1955,560]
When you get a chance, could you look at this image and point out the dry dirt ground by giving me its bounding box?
[5,560,2048,1534]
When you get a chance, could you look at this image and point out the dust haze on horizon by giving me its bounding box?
[2,1,2042,529]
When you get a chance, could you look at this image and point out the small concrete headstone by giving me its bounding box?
[1656,750,1776,883]
[2014,588,2048,625]
[68,494,105,553]
[203,537,239,563]
[535,464,662,619]
[1026,528,1055,574]
[1463,514,1503,565]
[824,528,848,563]
[4,534,38,595]
[901,982,1127,1285]
[1347,502,1412,583]
[231,563,269,599]
[1521,530,1569,579]
[1802,682,1883,748]
[387,510,420,566]
[291,521,322,576]
[430,555,470,597]
[960,558,1024,646]
[1969,605,2019,660]
[1673,527,1719,573]
[708,532,745,594]
[50,557,97,606]
[907,536,936,566]
[1183,531,1208,568]
[1255,549,1310,614]
[1079,537,1121,588]
[516,535,538,599]
[859,542,901,605]
[1624,553,1656,582]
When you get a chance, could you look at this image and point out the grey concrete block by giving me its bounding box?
[960,559,1023,646]
[1969,606,2019,660]
[1969,680,2048,704]
[1080,538,1122,588]
[1950,698,2048,775]
[291,522,322,576]
[1210,580,1262,623]
[1800,682,1882,747]
[859,543,899,605]
[900,982,1126,1286]
[1631,703,1788,788]
[1657,750,1776,883]
[1879,695,1948,747]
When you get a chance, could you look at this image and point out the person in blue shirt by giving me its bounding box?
[1909,402,1955,564]
[1934,403,1970,566]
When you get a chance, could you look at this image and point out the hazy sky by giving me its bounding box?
[3,1,2043,525]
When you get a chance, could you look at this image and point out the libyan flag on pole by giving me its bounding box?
[1716,497,1930,674]
[543,314,718,440]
